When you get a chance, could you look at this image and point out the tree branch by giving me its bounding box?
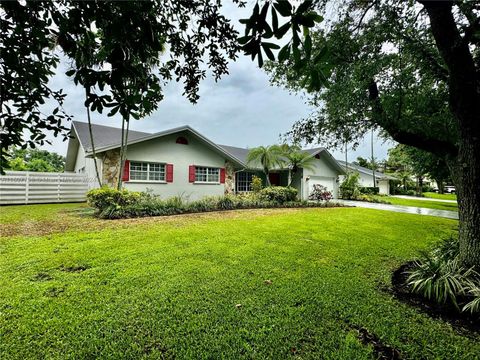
[368,80,458,156]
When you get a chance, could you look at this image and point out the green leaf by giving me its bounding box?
[257,50,264,68]
[304,34,312,60]
[238,36,251,45]
[275,22,290,39]
[262,44,275,61]
[314,46,329,64]
[292,46,301,63]
[296,0,313,15]
[273,1,292,17]
[65,69,75,77]
[271,7,278,32]
[278,45,291,62]
[262,42,280,50]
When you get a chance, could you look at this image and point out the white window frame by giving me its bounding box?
[236,171,254,192]
[129,161,166,182]
[194,166,220,184]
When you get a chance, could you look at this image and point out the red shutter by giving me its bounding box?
[166,163,174,182]
[122,160,130,181]
[189,165,196,183]
[220,168,226,184]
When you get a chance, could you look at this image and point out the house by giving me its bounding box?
[65,121,346,200]
[336,160,397,195]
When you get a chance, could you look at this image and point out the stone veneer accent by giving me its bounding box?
[102,150,121,187]
[224,160,236,194]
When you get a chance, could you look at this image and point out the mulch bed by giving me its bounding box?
[391,261,480,335]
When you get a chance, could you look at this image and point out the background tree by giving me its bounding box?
[246,145,283,186]
[0,0,243,184]
[279,144,316,186]
[7,148,65,172]
[246,0,480,267]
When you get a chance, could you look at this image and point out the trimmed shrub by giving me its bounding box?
[258,186,298,204]
[359,186,379,195]
[339,172,361,200]
[87,187,342,220]
[87,187,144,209]
[251,175,263,192]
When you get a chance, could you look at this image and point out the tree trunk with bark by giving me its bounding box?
[420,1,480,267]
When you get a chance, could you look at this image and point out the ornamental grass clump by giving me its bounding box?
[406,236,480,315]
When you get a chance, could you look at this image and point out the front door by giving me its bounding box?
[269,173,280,186]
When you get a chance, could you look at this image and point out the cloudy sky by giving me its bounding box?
[41,1,393,162]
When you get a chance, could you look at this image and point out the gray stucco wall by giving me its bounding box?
[122,131,230,201]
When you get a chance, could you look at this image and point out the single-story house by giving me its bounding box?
[336,160,397,195]
[65,121,346,200]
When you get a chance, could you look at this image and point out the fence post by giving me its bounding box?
[57,174,61,202]
[25,172,29,204]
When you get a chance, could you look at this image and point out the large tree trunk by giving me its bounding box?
[421,1,480,268]
[450,138,480,268]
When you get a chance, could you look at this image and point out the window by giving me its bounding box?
[236,171,254,192]
[130,162,165,181]
[195,167,219,183]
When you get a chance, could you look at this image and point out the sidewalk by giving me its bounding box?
[337,200,458,220]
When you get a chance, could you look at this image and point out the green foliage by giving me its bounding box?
[407,237,480,314]
[246,145,283,184]
[87,187,144,210]
[258,186,298,204]
[339,172,360,200]
[6,148,65,172]
[251,175,263,192]
[1,1,241,171]
[358,187,379,195]
[87,186,331,219]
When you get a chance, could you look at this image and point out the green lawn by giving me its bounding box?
[384,197,458,211]
[423,192,457,201]
[1,203,477,359]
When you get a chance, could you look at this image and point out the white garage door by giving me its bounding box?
[307,176,335,198]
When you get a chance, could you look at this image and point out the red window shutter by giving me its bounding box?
[122,160,130,181]
[220,168,226,184]
[166,164,174,182]
[189,165,196,183]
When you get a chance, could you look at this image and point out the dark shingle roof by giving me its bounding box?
[72,121,150,152]
[217,145,251,164]
[336,160,397,180]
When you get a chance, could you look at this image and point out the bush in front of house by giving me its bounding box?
[87,187,340,219]
[251,175,263,192]
[308,184,333,202]
[339,172,361,200]
[359,186,379,195]
[258,186,298,203]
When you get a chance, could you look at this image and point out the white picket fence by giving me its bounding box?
[0,171,89,205]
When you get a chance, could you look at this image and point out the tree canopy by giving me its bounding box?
[7,148,65,172]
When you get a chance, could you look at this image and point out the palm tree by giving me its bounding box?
[280,145,316,186]
[246,145,283,186]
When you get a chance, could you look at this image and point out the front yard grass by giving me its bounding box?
[0,203,477,359]
[385,197,458,211]
[423,192,457,201]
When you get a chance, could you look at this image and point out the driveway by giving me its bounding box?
[337,200,459,220]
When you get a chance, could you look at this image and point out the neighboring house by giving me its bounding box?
[336,160,397,195]
[65,121,346,200]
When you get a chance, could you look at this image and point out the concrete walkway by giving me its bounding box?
[337,200,459,220]
[392,195,457,203]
